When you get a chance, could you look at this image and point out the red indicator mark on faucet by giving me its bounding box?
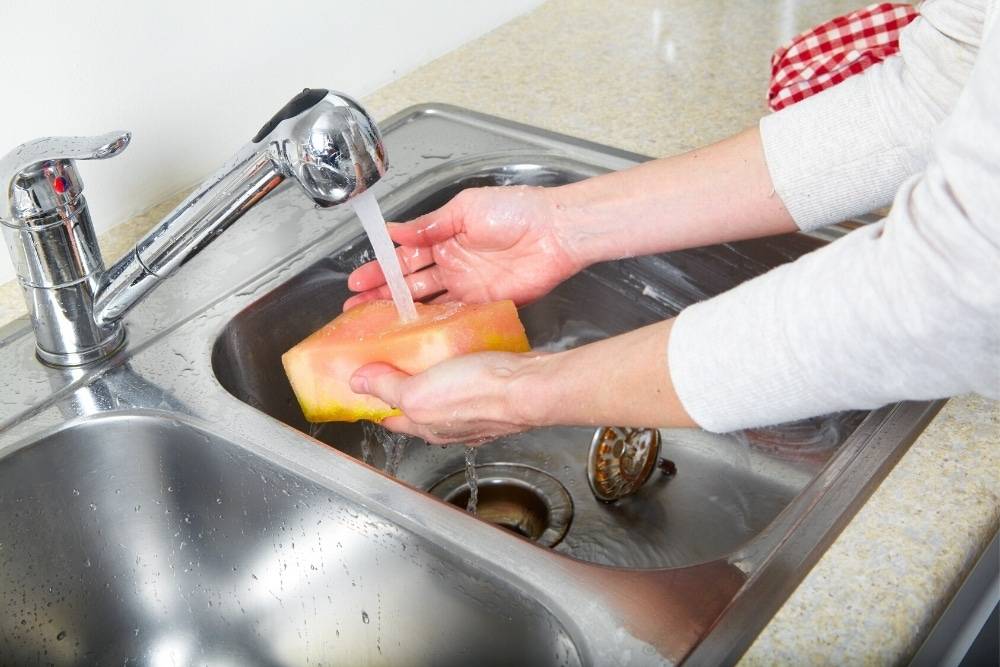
[53,176,68,194]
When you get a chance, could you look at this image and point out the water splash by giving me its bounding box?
[363,423,409,477]
[360,421,377,466]
[383,432,408,477]
[351,190,417,322]
[307,422,326,440]
[464,447,479,515]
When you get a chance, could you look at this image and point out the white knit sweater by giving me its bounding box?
[669,0,1000,432]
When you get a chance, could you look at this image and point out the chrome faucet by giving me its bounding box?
[0,89,386,366]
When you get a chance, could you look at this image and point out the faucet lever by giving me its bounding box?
[0,130,132,366]
[0,131,131,221]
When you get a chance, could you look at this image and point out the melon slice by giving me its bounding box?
[282,299,531,423]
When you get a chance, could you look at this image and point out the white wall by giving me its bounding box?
[0,0,542,283]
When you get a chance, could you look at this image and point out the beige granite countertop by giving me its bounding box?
[1,1,997,663]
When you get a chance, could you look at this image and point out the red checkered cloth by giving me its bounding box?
[768,3,918,111]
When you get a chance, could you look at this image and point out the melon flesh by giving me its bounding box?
[282,300,531,423]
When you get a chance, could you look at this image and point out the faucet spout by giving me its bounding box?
[93,147,285,326]
[95,88,386,331]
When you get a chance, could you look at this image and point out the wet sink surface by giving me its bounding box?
[0,415,578,666]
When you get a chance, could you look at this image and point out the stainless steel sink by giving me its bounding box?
[0,105,943,665]
[0,414,577,666]
[211,200,868,570]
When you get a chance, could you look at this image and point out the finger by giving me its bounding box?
[409,420,520,446]
[418,426,509,446]
[342,290,382,311]
[379,414,423,439]
[343,266,447,311]
[386,198,464,248]
[350,363,409,408]
[404,266,447,302]
[348,245,435,293]
[427,293,457,304]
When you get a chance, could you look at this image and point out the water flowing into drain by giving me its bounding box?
[429,464,573,548]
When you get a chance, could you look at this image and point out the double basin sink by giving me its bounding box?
[0,106,942,665]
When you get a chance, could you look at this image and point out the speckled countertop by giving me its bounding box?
[1,0,997,663]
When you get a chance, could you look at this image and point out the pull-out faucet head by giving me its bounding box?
[254,88,387,206]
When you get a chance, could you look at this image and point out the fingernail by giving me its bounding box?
[350,376,369,393]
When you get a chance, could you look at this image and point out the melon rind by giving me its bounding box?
[282,300,531,424]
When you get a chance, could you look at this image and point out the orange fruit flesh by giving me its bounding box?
[282,300,531,423]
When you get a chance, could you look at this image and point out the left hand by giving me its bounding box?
[349,351,543,445]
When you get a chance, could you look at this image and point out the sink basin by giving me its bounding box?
[1,104,942,665]
[0,414,579,665]
[212,179,867,570]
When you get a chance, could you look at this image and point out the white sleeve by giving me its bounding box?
[668,18,1000,433]
[759,0,986,231]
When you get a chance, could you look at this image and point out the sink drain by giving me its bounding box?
[429,463,573,548]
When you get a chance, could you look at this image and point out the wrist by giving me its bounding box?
[544,184,611,272]
[505,352,564,428]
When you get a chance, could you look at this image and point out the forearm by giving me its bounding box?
[550,127,795,268]
[761,1,983,230]
[514,320,697,429]
[671,18,1000,431]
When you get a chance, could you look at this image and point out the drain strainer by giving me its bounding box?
[429,463,573,548]
[587,427,661,502]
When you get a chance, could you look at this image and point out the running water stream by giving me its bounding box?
[359,421,409,476]
[350,191,419,474]
[351,190,417,322]
[383,431,408,477]
[360,421,377,466]
[464,447,479,515]
[351,191,477,504]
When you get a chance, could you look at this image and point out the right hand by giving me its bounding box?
[343,185,584,309]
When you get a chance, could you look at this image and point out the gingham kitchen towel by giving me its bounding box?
[768,3,919,111]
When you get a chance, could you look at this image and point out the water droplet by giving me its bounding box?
[361,611,369,624]
[56,630,66,641]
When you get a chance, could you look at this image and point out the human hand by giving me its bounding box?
[349,319,697,444]
[349,351,544,445]
[343,186,584,310]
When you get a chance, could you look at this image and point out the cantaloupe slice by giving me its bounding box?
[282,300,531,423]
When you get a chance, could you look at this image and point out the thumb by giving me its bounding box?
[350,363,410,408]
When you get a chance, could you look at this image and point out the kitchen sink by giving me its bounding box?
[0,105,943,665]
[0,414,578,666]
[212,180,868,570]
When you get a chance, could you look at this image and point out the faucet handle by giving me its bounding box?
[0,131,131,221]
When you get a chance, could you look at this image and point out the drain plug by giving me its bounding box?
[587,427,662,502]
[429,463,573,548]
